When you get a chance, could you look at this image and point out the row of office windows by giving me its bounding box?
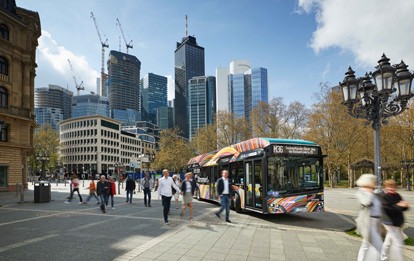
[60,119,98,131]
[64,154,118,163]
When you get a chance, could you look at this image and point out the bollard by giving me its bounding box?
[118,181,121,195]
[20,183,24,203]
[15,183,19,197]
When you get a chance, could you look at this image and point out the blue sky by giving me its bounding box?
[17,0,414,107]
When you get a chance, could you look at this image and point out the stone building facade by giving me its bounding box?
[0,0,41,191]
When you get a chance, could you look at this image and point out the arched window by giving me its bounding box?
[0,121,8,142]
[0,86,7,108]
[0,57,8,75]
[0,24,8,40]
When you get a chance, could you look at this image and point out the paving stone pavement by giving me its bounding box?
[1,183,414,260]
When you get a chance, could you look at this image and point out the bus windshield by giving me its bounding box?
[267,155,323,196]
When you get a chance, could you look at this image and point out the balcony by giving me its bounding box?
[0,74,8,82]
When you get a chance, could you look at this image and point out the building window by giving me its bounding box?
[0,24,8,40]
[0,86,7,108]
[0,165,7,188]
[0,122,8,142]
[0,57,8,76]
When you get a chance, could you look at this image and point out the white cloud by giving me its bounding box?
[38,30,99,94]
[322,62,330,80]
[297,0,414,69]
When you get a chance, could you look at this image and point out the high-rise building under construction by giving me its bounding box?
[107,50,141,125]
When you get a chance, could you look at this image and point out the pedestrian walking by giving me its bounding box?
[180,172,196,220]
[214,170,233,223]
[172,175,182,209]
[65,174,83,204]
[380,179,409,261]
[158,169,181,224]
[97,175,109,213]
[125,174,136,204]
[83,176,100,205]
[355,173,383,261]
[106,176,116,209]
[141,172,153,207]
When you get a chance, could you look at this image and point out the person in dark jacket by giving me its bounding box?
[180,172,196,220]
[96,175,109,213]
[125,175,136,204]
[215,169,233,223]
[380,179,409,261]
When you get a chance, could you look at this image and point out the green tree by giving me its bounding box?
[29,124,60,177]
[152,129,194,173]
[191,123,218,154]
[216,111,250,148]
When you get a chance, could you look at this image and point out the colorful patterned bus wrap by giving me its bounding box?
[267,192,324,214]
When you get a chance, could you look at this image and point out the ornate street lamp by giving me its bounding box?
[340,54,414,189]
[36,153,50,180]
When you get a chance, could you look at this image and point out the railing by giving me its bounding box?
[0,74,8,82]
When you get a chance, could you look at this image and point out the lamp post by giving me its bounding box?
[340,54,414,189]
[145,151,156,173]
[36,153,50,180]
[114,161,121,193]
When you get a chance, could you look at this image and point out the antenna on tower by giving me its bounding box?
[185,15,188,36]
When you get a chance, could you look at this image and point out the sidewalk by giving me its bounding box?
[1,183,414,260]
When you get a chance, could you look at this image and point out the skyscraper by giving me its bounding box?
[215,67,229,112]
[141,73,167,124]
[107,50,141,125]
[174,35,205,138]
[157,106,174,130]
[188,76,216,140]
[72,94,109,118]
[35,84,73,129]
[228,65,268,121]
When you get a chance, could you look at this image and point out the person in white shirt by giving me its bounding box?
[158,169,181,224]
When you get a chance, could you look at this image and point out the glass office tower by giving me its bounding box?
[141,73,167,124]
[188,76,216,140]
[174,36,205,138]
[72,94,109,118]
[35,84,73,130]
[107,50,141,125]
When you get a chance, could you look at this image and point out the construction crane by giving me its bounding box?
[67,59,84,96]
[116,18,133,53]
[90,12,109,96]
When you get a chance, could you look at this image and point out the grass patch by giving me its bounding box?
[405,237,414,246]
[345,227,414,246]
[345,227,361,237]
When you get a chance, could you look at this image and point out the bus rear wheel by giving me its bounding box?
[233,193,242,213]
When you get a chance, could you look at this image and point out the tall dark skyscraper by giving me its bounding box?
[141,73,167,124]
[174,35,205,138]
[107,50,141,125]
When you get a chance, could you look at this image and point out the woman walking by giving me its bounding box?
[106,176,116,209]
[180,172,196,220]
[172,175,182,209]
[65,174,83,204]
[355,174,383,261]
[381,179,409,261]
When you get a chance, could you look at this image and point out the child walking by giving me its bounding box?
[83,176,100,205]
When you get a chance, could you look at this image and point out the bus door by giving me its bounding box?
[245,159,263,209]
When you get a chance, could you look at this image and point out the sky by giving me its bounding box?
[17,0,414,107]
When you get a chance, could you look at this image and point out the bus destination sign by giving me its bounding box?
[273,145,319,156]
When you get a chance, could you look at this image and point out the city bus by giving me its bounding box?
[187,138,324,214]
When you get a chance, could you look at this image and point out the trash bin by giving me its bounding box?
[34,181,51,203]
